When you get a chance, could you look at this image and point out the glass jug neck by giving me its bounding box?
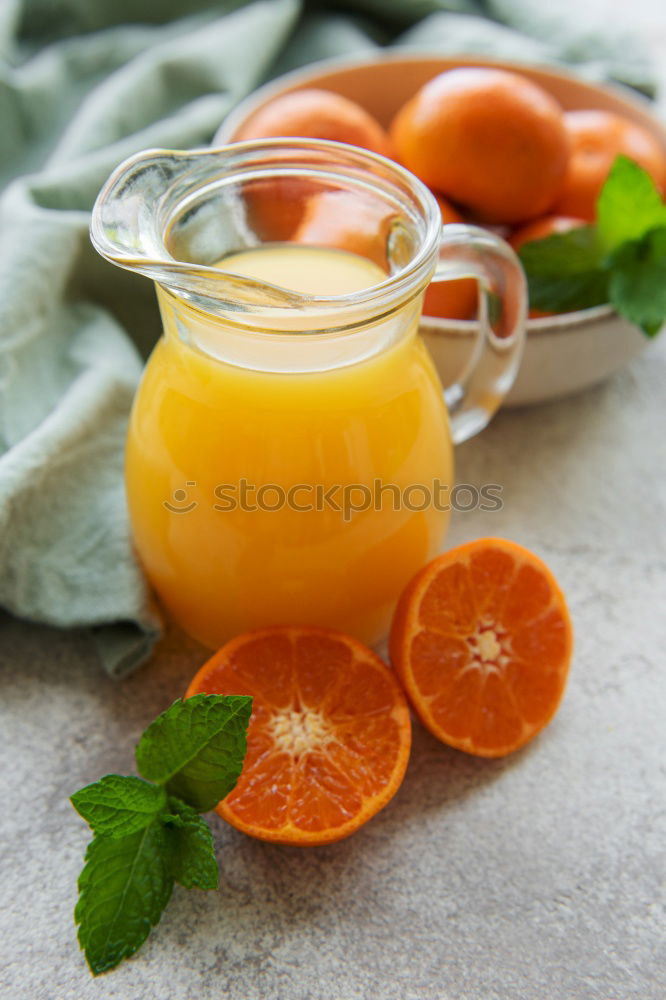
[157,284,425,374]
[90,140,443,327]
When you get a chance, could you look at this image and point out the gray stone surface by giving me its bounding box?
[1,330,665,1000]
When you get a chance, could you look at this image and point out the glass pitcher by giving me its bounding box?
[91,139,526,649]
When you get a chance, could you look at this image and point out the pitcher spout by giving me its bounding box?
[90,145,308,312]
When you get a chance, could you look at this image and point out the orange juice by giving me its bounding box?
[126,244,452,648]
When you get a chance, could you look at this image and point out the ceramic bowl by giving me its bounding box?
[215,54,665,406]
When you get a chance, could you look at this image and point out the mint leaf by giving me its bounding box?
[75,823,173,976]
[608,226,666,337]
[526,269,609,312]
[597,155,666,253]
[163,798,219,891]
[72,692,252,974]
[71,776,166,838]
[135,694,252,812]
[517,156,666,335]
[518,225,603,276]
[518,226,609,311]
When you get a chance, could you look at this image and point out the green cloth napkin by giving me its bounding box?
[0,0,658,676]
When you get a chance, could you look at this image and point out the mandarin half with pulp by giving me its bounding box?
[390,68,569,224]
[186,626,411,845]
[390,538,573,757]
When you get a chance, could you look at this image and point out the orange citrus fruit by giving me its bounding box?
[290,189,395,269]
[235,89,391,241]
[186,626,412,845]
[235,87,392,157]
[390,538,573,758]
[553,109,666,220]
[508,214,586,252]
[390,68,569,224]
[291,191,478,315]
[243,176,312,242]
[422,196,477,320]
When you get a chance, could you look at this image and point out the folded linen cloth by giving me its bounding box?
[0,0,658,675]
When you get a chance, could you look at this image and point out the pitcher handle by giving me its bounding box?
[431,224,527,444]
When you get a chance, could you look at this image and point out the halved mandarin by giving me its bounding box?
[390,538,573,758]
[186,626,411,845]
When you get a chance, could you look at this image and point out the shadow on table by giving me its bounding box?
[452,365,637,523]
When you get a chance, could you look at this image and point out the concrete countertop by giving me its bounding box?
[3,0,666,988]
[2,329,665,1000]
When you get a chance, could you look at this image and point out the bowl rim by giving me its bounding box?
[217,50,666,337]
[219,49,665,138]
[420,303,616,336]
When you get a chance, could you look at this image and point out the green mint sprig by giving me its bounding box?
[518,155,666,336]
[71,693,252,976]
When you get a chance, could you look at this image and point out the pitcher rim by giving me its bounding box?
[90,138,445,330]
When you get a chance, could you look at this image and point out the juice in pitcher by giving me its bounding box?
[92,140,525,650]
[126,244,452,648]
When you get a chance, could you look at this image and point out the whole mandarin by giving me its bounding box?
[243,176,313,242]
[437,195,465,227]
[509,214,587,318]
[236,89,392,240]
[423,197,477,320]
[235,88,393,157]
[290,189,396,270]
[508,214,586,252]
[552,109,666,220]
[390,68,569,224]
